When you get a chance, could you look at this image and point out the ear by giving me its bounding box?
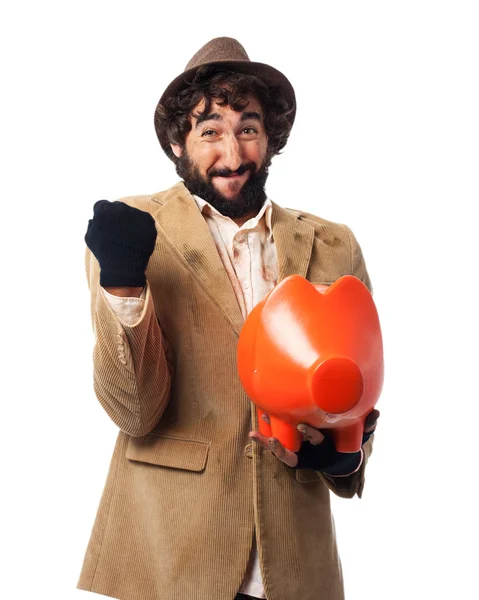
[170,143,183,158]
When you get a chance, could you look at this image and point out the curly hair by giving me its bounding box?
[155,65,296,163]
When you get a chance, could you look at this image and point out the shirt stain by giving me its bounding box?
[261,265,275,283]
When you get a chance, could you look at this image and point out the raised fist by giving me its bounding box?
[85,200,157,287]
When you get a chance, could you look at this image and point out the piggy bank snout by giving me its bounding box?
[309,357,363,414]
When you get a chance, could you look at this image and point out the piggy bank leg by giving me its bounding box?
[268,414,303,453]
[331,421,365,454]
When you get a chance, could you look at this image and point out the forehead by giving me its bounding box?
[191,94,264,119]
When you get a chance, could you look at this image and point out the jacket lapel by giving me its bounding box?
[271,203,315,281]
[152,183,245,336]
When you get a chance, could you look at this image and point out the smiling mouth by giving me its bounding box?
[214,170,249,179]
[210,163,254,179]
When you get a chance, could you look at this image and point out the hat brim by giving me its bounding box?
[155,60,296,161]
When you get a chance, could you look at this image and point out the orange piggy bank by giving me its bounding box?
[237,275,384,453]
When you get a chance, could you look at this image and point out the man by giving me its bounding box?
[78,37,379,600]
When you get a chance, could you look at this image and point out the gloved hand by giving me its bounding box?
[292,409,379,475]
[85,200,157,287]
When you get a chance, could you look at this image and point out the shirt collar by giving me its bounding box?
[193,194,274,241]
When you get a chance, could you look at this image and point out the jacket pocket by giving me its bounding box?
[126,434,210,472]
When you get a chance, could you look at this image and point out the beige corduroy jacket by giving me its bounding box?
[77,181,375,600]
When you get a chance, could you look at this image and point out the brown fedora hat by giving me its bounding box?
[154,37,296,161]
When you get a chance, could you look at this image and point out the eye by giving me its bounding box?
[242,127,258,134]
[201,129,217,137]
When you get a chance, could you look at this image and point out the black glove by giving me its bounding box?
[85,200,157,287]
[293,429,374,476]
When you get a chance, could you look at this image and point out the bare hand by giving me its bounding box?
[248,414,325,468]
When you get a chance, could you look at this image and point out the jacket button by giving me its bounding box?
[244,444,253,458]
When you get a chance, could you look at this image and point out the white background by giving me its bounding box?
[1,1,478,599]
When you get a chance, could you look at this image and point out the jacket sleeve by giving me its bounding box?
[317,434,374,499]
[86,248,171,437]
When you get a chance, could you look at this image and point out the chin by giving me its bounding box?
[219,192,242,202]
[212,185,243,201]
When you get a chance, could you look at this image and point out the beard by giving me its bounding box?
[175,152,270,219]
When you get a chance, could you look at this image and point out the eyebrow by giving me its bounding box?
[194,110,262,128]
[241,111,262,123]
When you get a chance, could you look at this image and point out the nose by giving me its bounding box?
[220,135,242,172]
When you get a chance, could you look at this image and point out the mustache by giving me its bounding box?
[207,162,257,178]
